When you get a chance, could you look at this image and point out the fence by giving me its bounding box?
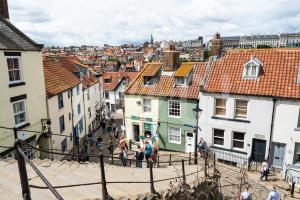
[9,140,213,200]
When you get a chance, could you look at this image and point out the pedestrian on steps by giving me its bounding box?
[136,145,144,168]
[240,185,252,200]
[144,140,152,168]
[267,185,280,200]
[260,160,269,181]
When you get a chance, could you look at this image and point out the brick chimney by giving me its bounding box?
[211,32,222,58]
[0,0,9,19]
[163,42,180,71]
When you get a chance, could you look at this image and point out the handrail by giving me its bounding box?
[16,146,64,200]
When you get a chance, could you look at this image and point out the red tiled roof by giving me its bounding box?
[43,59,80,97]
[204,49,300,99]
[103,72,139,91]
[125,62,208,99]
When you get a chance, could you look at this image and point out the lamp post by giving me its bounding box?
[193,104,202,165]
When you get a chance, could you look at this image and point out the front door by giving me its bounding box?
[133,124,140,141]
[185,132,194,153]
[251,139,266,162]
[272,143,286,168]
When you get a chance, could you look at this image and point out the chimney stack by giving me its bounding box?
[163,42,180,71]
[0,0,9,19]
[211,32,222,58]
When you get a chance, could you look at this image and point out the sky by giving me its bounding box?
[9,0,300,46]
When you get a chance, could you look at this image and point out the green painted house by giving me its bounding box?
[124,49,208,152]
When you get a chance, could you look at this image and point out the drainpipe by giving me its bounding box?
[267,98,277,165]
[45,96,53,160]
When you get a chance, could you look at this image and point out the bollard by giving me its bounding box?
[169,154,172,166]
[111,145,114,165]
[213,153,216,172]
[15,140,31,200]
[189,152,191,165]
[182,159,186,185]
[149,161,156,194]
[99,154,108,200]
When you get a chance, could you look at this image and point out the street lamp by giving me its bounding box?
[193,104,202,164]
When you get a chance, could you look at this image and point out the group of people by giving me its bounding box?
[240,185,280,200]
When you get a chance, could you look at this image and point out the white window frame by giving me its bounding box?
[213,128,224,147]
[168,100,181,118]
[232,131,245,150]
[243,63,259,79]
[234,99,248,119]
[6,56,23,84]
[168,127,181,144]
[214,98,227,117]
[143,99,151,113]
[12,100,28,127]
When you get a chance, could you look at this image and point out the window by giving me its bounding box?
[87,89,90,100]
[77,104,81,115]
[61,138,67,153]
[104,91,109,99]
[175,77,186,85]
[104,78,112,83]
[143,99,151,112]
[235,100,248,119]
[232,132,245,149]
[13,100,27,126]
[88,107,91,118]
[169,100,181,117]
[58,93,64,109]
[76,85,80,95]
[59,115,65,133]
[68,90,71,98]
[7,57,23,83]
[144,76,154,85]
[168,127,181,144]
[215,98,226,116]
[78,118,83,133]
[243,59,261,79]
[213,129,224,146]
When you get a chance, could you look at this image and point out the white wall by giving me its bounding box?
[199,92,274,158]
[124,94,159,140]
[272,100,300,169]
[72,84,85,138]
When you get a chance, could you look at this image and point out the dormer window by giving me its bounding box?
[144,76,155,85]
[104,78,112,83]
[243,56,262,79]
[174,64,193,86]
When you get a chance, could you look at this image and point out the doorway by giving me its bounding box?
[271,142,286,168]
[251,139,266,162]
[185,132,194,153]
[133,124,140,141]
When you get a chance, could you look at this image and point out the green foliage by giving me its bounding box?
[257,45,272,49]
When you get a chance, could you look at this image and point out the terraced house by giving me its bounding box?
[124,46,207,152]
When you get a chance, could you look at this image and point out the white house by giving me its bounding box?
[0,14,48,159]
[103,72,138,113]
[199,49,300,174]
[43,58,82,159]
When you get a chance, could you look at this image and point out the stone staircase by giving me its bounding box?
[0,158,203,200]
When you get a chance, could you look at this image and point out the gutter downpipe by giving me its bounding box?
[267,98,277,165]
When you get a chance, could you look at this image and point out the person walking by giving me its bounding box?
[96,136,103,151]
[144,140,152,168]
[136,145,144,168]
[267,185,280,200]
[119,136,128,166]
[114,127,119,140]
[197,138,207,157]
[240,185,252,200]
[108,136,114,155]
[260,160,269,181]
[152,144,158,167]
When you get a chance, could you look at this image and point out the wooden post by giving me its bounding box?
[111,145,114,165]
[204,152,208,177]
[169,154,172,166]
[181,159,186,185]
[135,152,138,167]
[99,154,108,200]
[149,161,156,194]
[157,155,160,168]
[15,140,31,200]
[213,153,216,172]
[189,152,191,165]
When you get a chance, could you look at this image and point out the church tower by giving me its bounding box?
[150,34,153,45]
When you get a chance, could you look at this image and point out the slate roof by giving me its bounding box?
[43,59,80,97]
[125,62,208,99]
[203,48,300,99]
[0,16,41,51]
[103,72,139,91]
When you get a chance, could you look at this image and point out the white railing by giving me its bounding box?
[211,148,249,168]
[285,165,300,185]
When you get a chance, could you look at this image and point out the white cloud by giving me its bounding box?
[8,0,300,46]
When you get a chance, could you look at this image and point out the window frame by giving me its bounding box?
[243,63,259,79]
[6,56,23,84]
[168,126,181,144]
[59,115,65,133]
[143,99,151,113]
[58,93,64,109]
[232,131,245,150]
[234,99,248,119]
[168,100,181,118]
[214,98,227,117]
[12,99,28,127]
[213,128,225,147]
